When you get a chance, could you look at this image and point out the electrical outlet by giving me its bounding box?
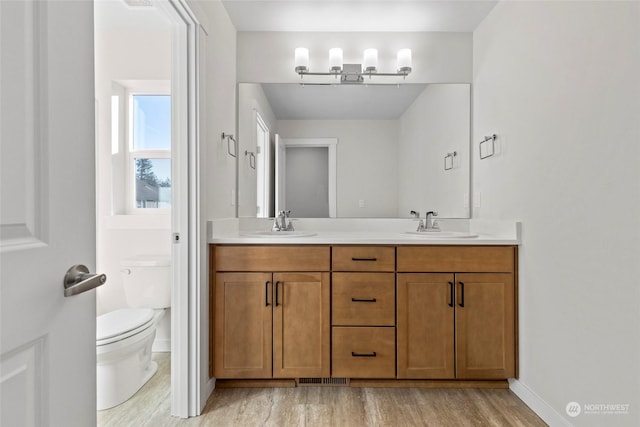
[359,199,366,208]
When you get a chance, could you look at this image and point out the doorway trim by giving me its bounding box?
[156,0,201,418]
[281,138,338,218]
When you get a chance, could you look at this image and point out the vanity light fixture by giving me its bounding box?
[294,47,412,82]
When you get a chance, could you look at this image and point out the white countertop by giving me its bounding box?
[208,218,520,245]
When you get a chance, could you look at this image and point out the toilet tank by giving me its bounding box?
[121,255,171,309]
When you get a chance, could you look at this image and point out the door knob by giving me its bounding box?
[63,264,107,297]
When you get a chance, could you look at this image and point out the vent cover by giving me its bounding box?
[296,378,349,387]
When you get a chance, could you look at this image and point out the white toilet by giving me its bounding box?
[96,255,171,411]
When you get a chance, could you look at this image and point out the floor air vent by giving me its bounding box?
[296,378,350,387]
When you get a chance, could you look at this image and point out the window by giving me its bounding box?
[129,94,171,211]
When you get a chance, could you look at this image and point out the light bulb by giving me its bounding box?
[294,47,309,73]
[397,49,412,74]
[329,48,343,72]
[363,48,378,73]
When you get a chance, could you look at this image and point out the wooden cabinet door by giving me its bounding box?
[455,273,515,379]
[397,273,455,379]
[273,272,330,378]
[214,272,273,378]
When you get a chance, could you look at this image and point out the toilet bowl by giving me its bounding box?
[96,255,170,411]
[96,308,161,410]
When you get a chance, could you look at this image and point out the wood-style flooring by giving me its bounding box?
[98,354,547,427]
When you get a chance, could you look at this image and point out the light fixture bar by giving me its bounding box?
[294,48,412,81]
[296,70,410,77]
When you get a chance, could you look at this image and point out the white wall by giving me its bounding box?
[237,31,472,84]
[94,27,172,349]
[237,83,277,217]
[398,84,470,218]
[195,1,238,221]
[277,120,399,217]
[473,2,640,426]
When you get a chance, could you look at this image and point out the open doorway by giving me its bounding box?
[94,0,201,420]
[276,137,338,217]
[94,0,173,420]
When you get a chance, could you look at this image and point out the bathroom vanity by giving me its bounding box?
[209,225,519,387]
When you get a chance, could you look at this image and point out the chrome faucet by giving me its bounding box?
[272,210,294,231]
[410,210,425,232]
[425,211,439,230]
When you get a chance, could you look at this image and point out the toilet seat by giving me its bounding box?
[97,308,155,346]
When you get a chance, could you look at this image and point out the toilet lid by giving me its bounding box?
[97,308,154,341]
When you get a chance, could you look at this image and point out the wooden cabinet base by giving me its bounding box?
[214,379,509,389]
[215,379,297,388]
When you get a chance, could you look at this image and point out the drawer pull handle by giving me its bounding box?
[265,281,271,306]
[458,281,465,307]
[448,281,454,307]
[275,281,281,306]
[351,351,377,358]
[352,298,377,303]
[351,257,377,262]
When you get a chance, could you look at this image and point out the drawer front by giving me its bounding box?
[332,327,395,378]
[214,245,330,272]
[397,246,515,273]
[332,273,395,326]
[332,246,395,272]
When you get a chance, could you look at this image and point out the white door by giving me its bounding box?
[274,134,286,213]
[255,112,270,217]
[1,1,99,426]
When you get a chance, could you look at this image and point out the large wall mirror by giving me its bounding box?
[237,83,470,219]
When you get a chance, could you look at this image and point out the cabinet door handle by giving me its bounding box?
[275,281,281,306]
[351,351,377,357]
[351,257,377,262]
[352,297,377,303]
[265,281,271,306]
[448,281,454,307]
[458,281,465,307]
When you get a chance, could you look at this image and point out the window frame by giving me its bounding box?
[126,86,171,214]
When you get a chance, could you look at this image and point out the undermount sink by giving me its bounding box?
[404,231,478,238]
[241,230,317,238]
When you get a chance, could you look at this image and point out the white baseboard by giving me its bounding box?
[509,379,573,427]
[199,378,216,415]
[152,338,171,353]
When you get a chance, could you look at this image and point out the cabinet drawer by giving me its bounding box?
[332,327,395,378]
[214,245,330,272]
[332,273,395,326]
[332,246,395,272]
[397,246,515,273]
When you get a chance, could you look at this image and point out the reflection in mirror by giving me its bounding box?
[237,83,470,219]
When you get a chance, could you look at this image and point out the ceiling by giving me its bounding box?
[221,0,497,32]
[94,0,171,30]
